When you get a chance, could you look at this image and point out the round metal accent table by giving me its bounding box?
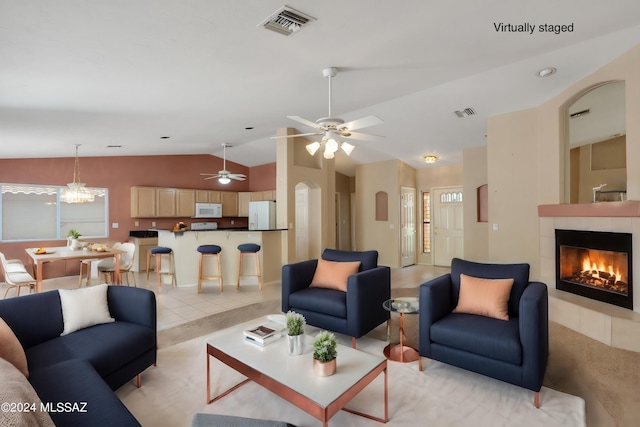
[382,297,422,370]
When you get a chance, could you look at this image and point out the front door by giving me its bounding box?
[401,187,416,267]
[433,187,464,267]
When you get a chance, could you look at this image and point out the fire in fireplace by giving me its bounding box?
[556,229,633,310]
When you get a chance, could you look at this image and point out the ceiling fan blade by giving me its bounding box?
[339,115,383,131]
[229,175,246,181]
[203,175,221,180]
[287,115,323,130]
[341,131,385,141]
[270,132,322,139]
[200,173,218,177]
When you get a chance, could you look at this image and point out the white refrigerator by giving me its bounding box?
[248,201,276,230]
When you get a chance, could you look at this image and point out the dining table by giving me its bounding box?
[25,246,125,293]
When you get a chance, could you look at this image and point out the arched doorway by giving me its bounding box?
[295,181,322,261]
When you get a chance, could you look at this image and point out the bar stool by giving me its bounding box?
[236,243,262,291]
[146,247,176,288]
[197,245,222,294]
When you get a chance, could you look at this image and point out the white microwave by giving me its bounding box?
[194,203,222,218]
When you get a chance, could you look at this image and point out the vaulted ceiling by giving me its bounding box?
[2,1,639,175]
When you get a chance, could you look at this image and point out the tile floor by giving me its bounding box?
[2,264,449,331]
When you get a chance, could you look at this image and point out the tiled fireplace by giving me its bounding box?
[539,201,640,352]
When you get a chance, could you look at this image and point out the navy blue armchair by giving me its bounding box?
[282,249,390,348]
[419,258,548,407]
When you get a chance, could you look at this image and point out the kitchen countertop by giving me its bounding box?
[156,228,284,287]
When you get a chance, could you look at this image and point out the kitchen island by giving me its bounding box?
[157,229,285,288]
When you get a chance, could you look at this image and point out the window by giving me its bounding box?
[422,192,431,253]
[1,183,108,242]
[440,191,463,203]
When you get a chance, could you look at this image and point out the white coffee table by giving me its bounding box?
[206,317,388,427]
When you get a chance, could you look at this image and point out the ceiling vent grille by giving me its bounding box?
[258,5,315,36]
[454,107,476,118]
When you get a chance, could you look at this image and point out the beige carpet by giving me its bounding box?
[118,323,585,427]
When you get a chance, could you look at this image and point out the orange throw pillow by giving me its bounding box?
[453,274,514,321]
[0,317,29,378]
[310,259,361,292]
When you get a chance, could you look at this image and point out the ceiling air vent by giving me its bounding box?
[454,107,476,118]
[258,5,315,36]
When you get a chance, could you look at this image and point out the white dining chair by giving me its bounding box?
[1,252,37,298]
[98,242,137,286]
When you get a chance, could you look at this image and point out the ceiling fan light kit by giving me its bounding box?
[277,67,384,158]
[200,143,246,185]
[306,141,321,156]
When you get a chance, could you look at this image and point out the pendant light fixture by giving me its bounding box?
[60,144,95,204]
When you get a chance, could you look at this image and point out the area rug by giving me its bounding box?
[117,330,586,427]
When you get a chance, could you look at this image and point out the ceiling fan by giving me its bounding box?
[200,143,246,184]
[276,67,384,159]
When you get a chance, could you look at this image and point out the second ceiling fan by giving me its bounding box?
[279,67,384,159]
[200,143,246,184]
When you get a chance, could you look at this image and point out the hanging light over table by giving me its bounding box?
[60,144,95,204]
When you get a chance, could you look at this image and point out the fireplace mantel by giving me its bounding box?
[538,201,640,218]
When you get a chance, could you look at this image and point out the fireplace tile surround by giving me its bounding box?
[539,201,640,352]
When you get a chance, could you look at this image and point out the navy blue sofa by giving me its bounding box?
[282,249,390,347]
[0,286,157,426]
[419,258,548,407]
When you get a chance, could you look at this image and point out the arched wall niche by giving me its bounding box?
[375,191,388,221]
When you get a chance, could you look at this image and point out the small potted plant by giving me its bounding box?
[67,229,82,250]
[286,311,305,356]
[312,331,338,376]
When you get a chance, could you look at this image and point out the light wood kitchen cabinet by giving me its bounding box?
[157,188,177,217]
[131,186,157,218]
[176,189,196,217]
[251,190,276,202]
[132,186,236,218]
[221,191,238,217]
[195,190,221,203]
[238,192,251,217]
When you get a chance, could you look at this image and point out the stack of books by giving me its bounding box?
[243,322,285,347]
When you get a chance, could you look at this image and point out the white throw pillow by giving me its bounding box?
[59,284,115,336]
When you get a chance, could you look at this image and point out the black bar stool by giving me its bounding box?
[146,247,175,288]
[197,245,222,293]
[236,243,261,291]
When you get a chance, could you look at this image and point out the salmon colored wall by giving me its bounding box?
[249,163,276,191]
[0,155,273,268]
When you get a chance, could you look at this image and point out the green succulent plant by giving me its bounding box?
[286,311,305,336]
[313,331,337,363]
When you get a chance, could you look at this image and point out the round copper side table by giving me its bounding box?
[382,298,422,371]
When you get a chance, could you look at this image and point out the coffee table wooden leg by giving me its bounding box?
[384,365,388,422]
[206,350,210,404]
